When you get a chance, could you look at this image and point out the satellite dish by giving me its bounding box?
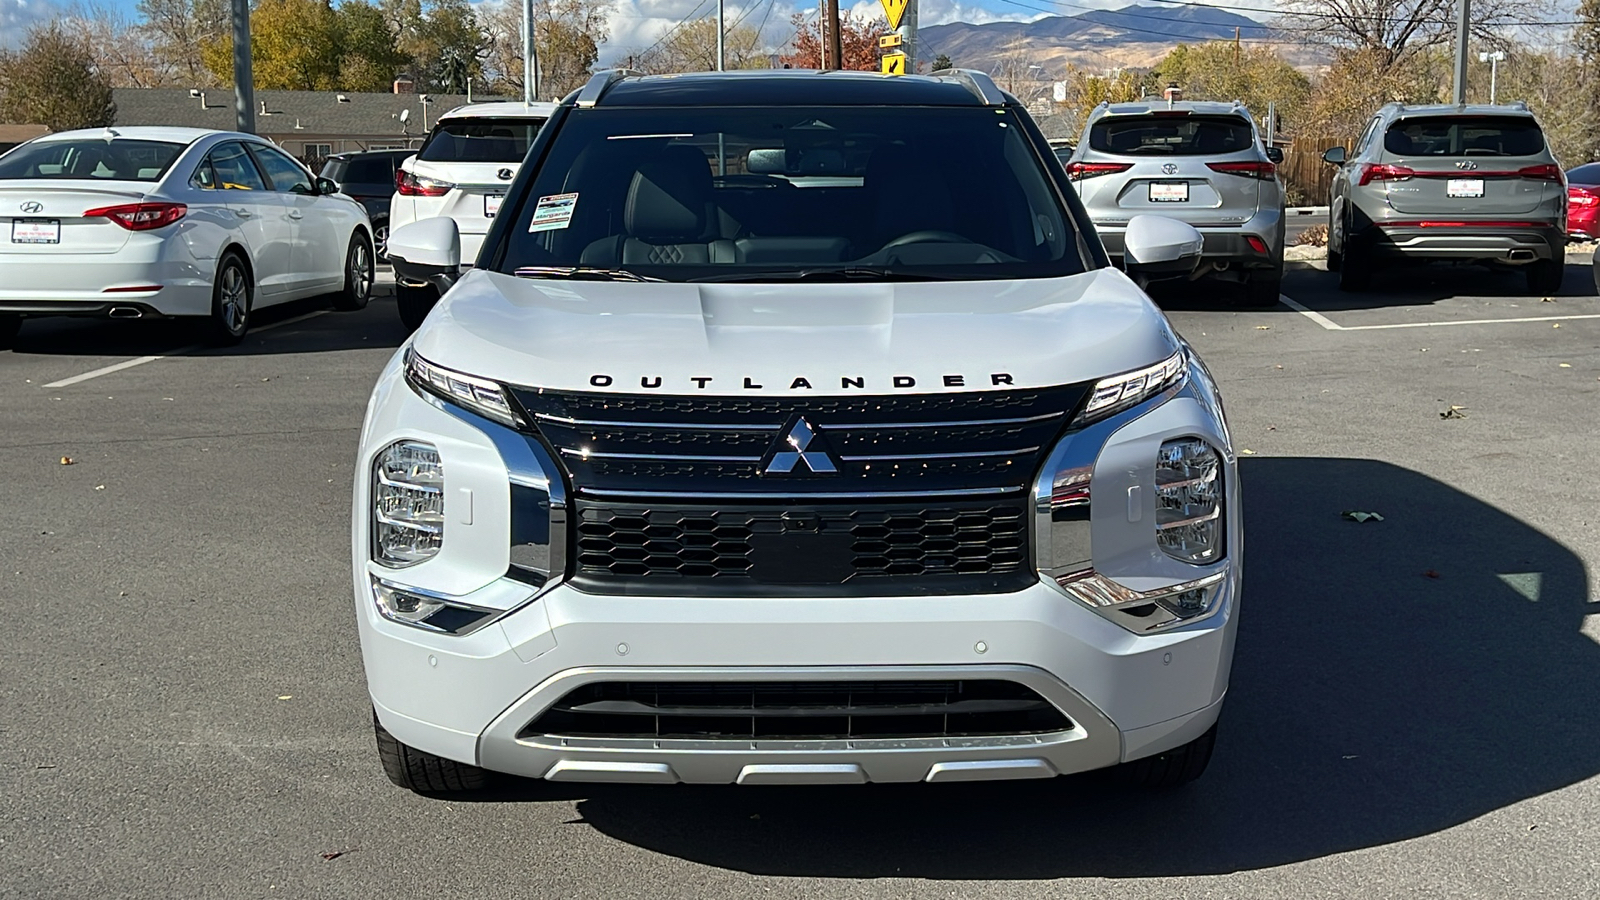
[399,109,410,123]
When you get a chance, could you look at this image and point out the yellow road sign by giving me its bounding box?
[880,0,909,30]
[881,52,907,76]
[878,33,902,49]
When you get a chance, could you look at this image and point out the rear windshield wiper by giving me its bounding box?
[513,266,664,282]
[690,267,942,283]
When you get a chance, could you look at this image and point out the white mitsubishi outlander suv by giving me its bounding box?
[358,69,1242,793]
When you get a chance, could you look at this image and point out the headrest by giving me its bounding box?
[625,145,712,241]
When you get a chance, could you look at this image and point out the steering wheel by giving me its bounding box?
[881,230,969,250]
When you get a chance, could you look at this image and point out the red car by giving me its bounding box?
[1566,162,1600,241]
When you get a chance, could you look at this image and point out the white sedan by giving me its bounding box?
[0,126,374,346]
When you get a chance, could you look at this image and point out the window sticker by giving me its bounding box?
[529,192,578,232]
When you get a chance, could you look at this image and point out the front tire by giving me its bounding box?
[209,252,252,345]
[1120,723,1217,790]
[396,282,439,332]
[0,314,20,349]
[332,233,375,311]
[374,713,489,794]
[1525,258,1563,295]
[1337,235,1370,292]
[1241,263,1283,307]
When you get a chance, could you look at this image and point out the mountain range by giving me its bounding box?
[919,4,1322,75]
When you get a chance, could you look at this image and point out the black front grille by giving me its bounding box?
[572,498,1030,594]
[507,385,1087,495]
[523,680,1073,740]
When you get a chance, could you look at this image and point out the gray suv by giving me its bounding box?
[1067,101,1286,306]
[1323,103,1566,294]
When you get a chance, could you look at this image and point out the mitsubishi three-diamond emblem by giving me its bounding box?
[764,416,838,474]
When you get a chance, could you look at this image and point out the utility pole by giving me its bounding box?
[230,0,254,134]
[523,0,539,102]
[1479,49,1505,104]
[903,0,916,72]
[717,0,725,70]
[826,0,843,70]
[1453,0,1470,104]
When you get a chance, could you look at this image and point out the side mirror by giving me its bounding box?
[1322,146,1346,165]
[1123,215,1203,284]
[1265,146,1284,164]
[388,217,461,292]
[315,176,340,195]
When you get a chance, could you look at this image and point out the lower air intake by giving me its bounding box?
[522,680,1073,740]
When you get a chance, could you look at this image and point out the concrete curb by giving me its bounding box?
[1287,207,1328,217]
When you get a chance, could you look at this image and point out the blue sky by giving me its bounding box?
[1,0,1279,60]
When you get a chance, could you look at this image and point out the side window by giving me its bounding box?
[194,142,267,191]
[251,145,314,194]
[1353,118,1381,158]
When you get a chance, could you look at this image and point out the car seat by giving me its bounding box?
[581,145,735,266]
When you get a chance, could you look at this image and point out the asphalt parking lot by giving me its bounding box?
[3,261,1598,899]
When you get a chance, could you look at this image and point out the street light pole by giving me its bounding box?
[230,0,254,134]
[1479,50,1505,104]
[717,0,725,71]
[1452,0,1469,104]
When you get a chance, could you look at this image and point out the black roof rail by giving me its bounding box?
[575,69,639,108]
[929,68,1007,106]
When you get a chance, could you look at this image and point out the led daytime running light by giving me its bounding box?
[406,349,522,426]
[1076,350,1186,425]
[370,576,497,634]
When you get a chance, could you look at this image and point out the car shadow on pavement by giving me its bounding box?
[481,457,1598,878]
[1259,260,1596,313]
[4,291,409,358]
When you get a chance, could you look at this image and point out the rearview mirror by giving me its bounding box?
[387,217,461,292]
[1265,146,1284,164]
[1322,146,1346,165]
[315,176,339,196]
[1123,215,1203,285]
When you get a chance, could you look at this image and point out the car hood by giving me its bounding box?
[409,268,1180,395]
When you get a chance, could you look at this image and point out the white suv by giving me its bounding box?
[391,101,557,329]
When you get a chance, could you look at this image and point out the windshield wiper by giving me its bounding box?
[690,267,942,283]
[513,266,664,282]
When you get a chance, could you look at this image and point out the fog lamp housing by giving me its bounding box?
[370,576,496,635]
[1056,571,1227,632]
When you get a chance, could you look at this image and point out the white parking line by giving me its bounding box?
[1280,296,1600,332]
[41,310,330,389]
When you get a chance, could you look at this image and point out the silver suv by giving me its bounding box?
[1323,103,1566,294]
[1067,101,1286,306]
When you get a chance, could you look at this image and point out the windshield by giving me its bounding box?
[1384,116,1545,157]
[418,117,547,163]
[497,107,1084,282]
[0,139,185,181]
[1089,115,1252,156]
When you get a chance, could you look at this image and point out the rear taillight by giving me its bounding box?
[1357,164,1414,186]
[395,168,453,197]
[83,202,187,231]
[1065,162,1133,181]
[1518,163,1564,183]
[1569,186,1600,207]
[1206,161,1276,180]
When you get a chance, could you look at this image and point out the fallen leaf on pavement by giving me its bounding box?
[320,851,349,861]
[1553,323,1561,328]
[1424,569,1441,579]
[1541,296,1556,302]
[1440,406,1468,420]
[93,484,106,491]
[1559,363,1572,368]
[1255,325,1271,330]
[1240,449,1256,455]
[1342,510,1384,523]
[59,457,73,465]
[277,695,293,701]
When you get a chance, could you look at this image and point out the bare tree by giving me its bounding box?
[484,0,612,100]
[636,19,769,73]
[60,2,179,88]
[1276,0,1544,67]
[137,0,228,85]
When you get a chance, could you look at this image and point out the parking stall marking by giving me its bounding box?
[39,310,332,389]
[1280,296,1600,332]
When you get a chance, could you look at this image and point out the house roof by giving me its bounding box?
[0,124,50,142]
[110,89,516,138]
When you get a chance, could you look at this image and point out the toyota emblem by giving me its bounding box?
[1161,163,1178,176]
[497,168,514,181]
[20,201,43,214]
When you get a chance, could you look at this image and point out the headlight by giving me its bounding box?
[406,349,522,427]
[1074,350,1186,426]
[370,576,496,634]
[373,440,443,566]
[1155,438,1223,564]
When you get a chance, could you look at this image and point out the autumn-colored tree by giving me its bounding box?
[138,0,228,85]
[636,20,769,73]
[485,0,612,100]
[0,22,117,130]
[780,11,884,71]
[338,1,413,92]
[202,0,345,89]
[1153,42,1311,134]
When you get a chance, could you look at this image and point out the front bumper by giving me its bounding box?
[354,348,1241,784]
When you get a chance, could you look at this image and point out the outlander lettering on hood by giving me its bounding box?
[586,373,1016,390]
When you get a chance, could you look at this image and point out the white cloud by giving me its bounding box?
[1,0,65,48]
